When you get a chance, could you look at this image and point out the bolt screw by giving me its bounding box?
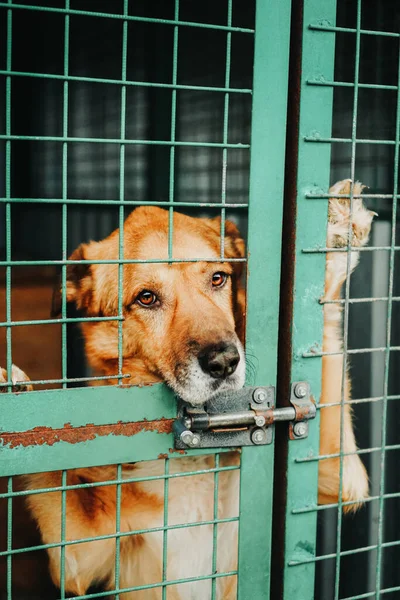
[253,388,268,404]
[180,430,201,447]
[293,422,307,437]
[180,431,194,445]
[251,428,267,445]
[255,415,266,427]
[294,383,307,399]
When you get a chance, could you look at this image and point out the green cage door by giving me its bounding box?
[0,1,292,598]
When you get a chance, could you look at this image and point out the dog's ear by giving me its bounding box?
[209,216,246,341]
[209,216,246,275]
[223,218,245,264]
[51,244,95,317]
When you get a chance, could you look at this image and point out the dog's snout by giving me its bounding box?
[198,342,240,379]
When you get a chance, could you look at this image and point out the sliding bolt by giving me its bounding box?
[255,415,266,427]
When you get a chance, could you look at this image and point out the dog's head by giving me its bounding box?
[53,207,246,405]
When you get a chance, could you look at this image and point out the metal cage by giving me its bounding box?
[1,0,400,599]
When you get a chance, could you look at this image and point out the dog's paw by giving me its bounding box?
[327,179,376,249]
[0,365,32,392]
[324,179,376,300]
[318,452,369,513]
[341,452,369,513]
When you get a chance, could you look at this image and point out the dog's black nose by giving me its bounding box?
[198,343,240,379]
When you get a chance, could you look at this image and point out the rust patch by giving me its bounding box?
[255,409,275,426]
[291,395,317,422]
[0,418,174,449]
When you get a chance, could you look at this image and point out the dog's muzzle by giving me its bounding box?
[198,342,240,379]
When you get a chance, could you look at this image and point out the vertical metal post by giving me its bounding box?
[281,0,337,598]
[237,0,292,598]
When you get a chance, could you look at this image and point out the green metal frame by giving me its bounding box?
[282,0,337,597]
[282,1,400,599]
[0,0,292,598]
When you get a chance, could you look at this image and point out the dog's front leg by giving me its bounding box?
[24,469,117,596]
[318,179,374,511]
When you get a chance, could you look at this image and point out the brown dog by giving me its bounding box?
[1,180,373,598]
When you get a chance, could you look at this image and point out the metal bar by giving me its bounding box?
[292,490,400,514]
[0,465,240,500]
[304,246,400,252]
[321,297,400,304]
[116,0,128,392]
[161,458,170,599]
[0,3,255,33]
[0,134,250,148]
[317,394,400,408]
[295,443,400,462]
[0,70,252,94]
[59,1,70,590]
[55,570,238,599]
[189,407,297,429]
[307,78,398,91]
[61,0,70,392]
[237,0,291,598]
[281,0,337,596]
[0,316,126,327]
[60,470,67,599]
[115,464,122,598]
[334,1,362,590]
[306,193,400,199]
[5,0,13,392]
[0,257,247,266]
[7,477,12,600]
[219,0,233,259]
[167,0,179,263]
[211,454,220,600]
[288,537,400,566]
[0,516,240,558]
[0,374,130,387]
[304,135,399,145]
[309,22,400,38]
[0,198,249,206]
[303,346,400,358]
[306,192,400,199]
[289,537,400,565]
[374,29,400,600]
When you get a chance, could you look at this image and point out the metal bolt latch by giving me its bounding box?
[173,383,315,449]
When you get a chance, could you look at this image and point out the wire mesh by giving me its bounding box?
[0,0,254,598]
[1,459,241,599]
[283,1,400,599]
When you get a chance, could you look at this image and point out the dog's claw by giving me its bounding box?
[0,365,32,392]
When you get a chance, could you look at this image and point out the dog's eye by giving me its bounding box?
[212,272,228,288]
[136,290,158,307]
